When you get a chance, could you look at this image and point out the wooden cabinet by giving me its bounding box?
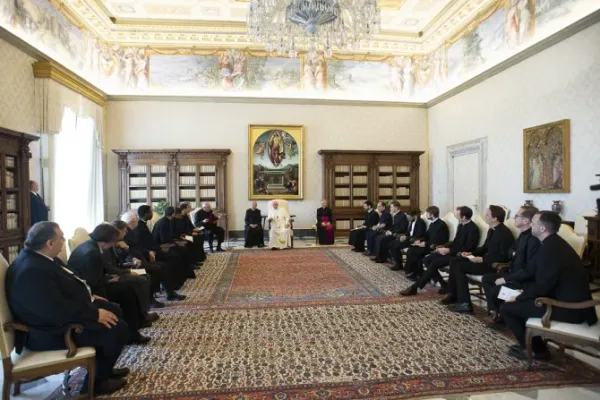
[0,127,38,263]
[318,150,424,237]
[113,149,231,216]
[585,215,600,271]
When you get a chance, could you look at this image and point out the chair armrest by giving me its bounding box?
[493,262,510,271]
[534,297,600,328]
[64,324,85,358]
[3,322,29,333]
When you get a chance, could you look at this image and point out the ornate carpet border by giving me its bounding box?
[102,364,600,400]
[324,249,384,297]
[230,244,353,252]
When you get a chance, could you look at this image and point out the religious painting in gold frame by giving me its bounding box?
[523,119,570,193]
[248,124,304,200]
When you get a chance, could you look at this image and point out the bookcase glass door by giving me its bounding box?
[128,165,149,210]
[198,164,217,209]
[150,165,168,209]
[178,165,197,209]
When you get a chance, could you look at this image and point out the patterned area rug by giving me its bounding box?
[48,249,600,399]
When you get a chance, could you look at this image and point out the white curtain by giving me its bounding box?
[52,107,104,238]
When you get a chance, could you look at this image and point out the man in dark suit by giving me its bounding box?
[443,205,515,314]
[348,201,379,252]
[403,206,450,278]
[152,206,196,272]
[366,201,393,256]
[501,211,598,360]
[29,180,49,225]
[245,201,265,248]
[68,224,151,344]
[194,202,225,252]
[401,206,480,296]
[371,201,408,263]
[136,205,194,288]
[482,206,540,319]
[389,209,427,271]
[174,202,207,262]
[6,222,129,395]
[120,211,186,302]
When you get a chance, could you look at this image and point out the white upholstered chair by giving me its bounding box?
[557,224,586,258]
[267,200,295,248]
[189,207,201,226]
[0,254,96,399]
[421,212,431,230]
[56,243,68,264]
[504,217,521,239]
[472,215,490,248]
[67,228,91,257]
[574,211,595,236]
[442,212,459,242]
[147,211,160,232]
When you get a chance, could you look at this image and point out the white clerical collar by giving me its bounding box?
[431,218,439,223]
[35,251,55,262]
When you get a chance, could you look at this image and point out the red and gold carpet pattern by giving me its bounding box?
[49,249,600,399]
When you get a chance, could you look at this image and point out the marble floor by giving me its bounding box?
[3,238,600,399]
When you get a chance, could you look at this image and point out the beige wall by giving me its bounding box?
[428,22,600,221]
[106,101,428,230]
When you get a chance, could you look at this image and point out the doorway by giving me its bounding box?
[447,138,487,216]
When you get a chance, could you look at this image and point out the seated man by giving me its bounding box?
[401,206,479,296]
[442,205,515,314]
[389,209,427,271]
[68,223,151,344]
[245,201,265,248]
[166,207,201,270]
[348,201,379,252]
[6,222,130,395]
[268,200,292,249]
[316,199,335,245]
[501,211,597,360]
[194,202,225,252]
[366,201,393,256]
[175,202,206,263]
[137,205,194,287]
[404,206,450,278]
[482,206,540,321]
[371,201,408,263]
[120,211,186,301]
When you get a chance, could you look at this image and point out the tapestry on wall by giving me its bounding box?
[523,119,570,193]
[248,124,304,200]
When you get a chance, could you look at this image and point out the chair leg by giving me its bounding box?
[526,328,534,371]
[12,381,21,396]
[62,370,71,396]
[2,379,11,400]
[88,359,96,399]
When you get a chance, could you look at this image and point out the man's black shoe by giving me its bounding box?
[400,285,418,296]
[149,299,165,309]
[110,367,130,378]
[390,265,403,271]
[167,292,187,301]
[437,285,449,295]
[407,275,419,282]
[439,296,457,305]
[216,248,226,252]
[450,303,473,314]
[146,312,159,322]
[129,334,151,345]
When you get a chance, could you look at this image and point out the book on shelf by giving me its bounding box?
[179,189,196,199]
[6,194,17,211]
[352,188,367,197]
[334,165,350,173]
[5,171,15,188]
[352,165,368,173]
[379,176,394,184]
[180,165,196,173]
[199,175,216,185]
[8,246,19,263]
[399,200,410,206]
[189,201,197,208]
[129,177,147,186]
[151,189,167,199]
[336,220,350,230]
[179,176,197,185]
[334,188,350,196]
[396,187,410,196]
[130,165,147,174]
[379,188,393,196]
[335,200,351,207]
[6,213,18,230]
[353,220,365,228]
[397,166,411,173]
[353,200,366,207]
[352,175,367,184]
[129,189,148,200]
[199,188,216,198]
[151,176,167,185]
[5,156,15,168]
[379,166,393,173]
[397,177,411,185]
[151,165,167,174]
[199,165,216,173]
[335,176,350,185]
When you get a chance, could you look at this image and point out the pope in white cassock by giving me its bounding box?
[268,201,292,249]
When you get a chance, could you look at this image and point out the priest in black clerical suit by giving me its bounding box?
[501,211,597,360]
[390,210,427,270]
[371,202,408,262]
[366,202,393,255]
[152,206,196,278]
[316,199,335,245]
[444,205,515,314]
[244,201,264,248]
[68,224,149,344]
[403,206,450,277]
[30,180,49,225]
[401,206,480,295]
[172,205,206,263]
[6,222,130,394]
[194,202,225,252]
[348,201,379,252]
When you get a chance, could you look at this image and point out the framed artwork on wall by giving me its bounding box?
[248,124,304,200]
[523,119,570,193]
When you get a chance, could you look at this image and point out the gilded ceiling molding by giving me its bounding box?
[446,0,506,47]
[32,61,108,107]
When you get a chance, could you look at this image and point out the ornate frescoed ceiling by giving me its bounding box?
[59,0,493,54]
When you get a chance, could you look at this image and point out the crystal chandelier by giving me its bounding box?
[247,0,381,58]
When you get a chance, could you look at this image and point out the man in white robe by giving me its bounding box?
[268,201,292,249]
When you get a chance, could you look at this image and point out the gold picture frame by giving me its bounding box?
[523,119,570,193]
[248,124,304,200]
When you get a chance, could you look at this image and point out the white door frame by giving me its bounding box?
[447,137,487,215]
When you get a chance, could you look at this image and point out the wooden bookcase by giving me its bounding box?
[113,149,231,216]
[0,127,38,264]
[318,150,424,237]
